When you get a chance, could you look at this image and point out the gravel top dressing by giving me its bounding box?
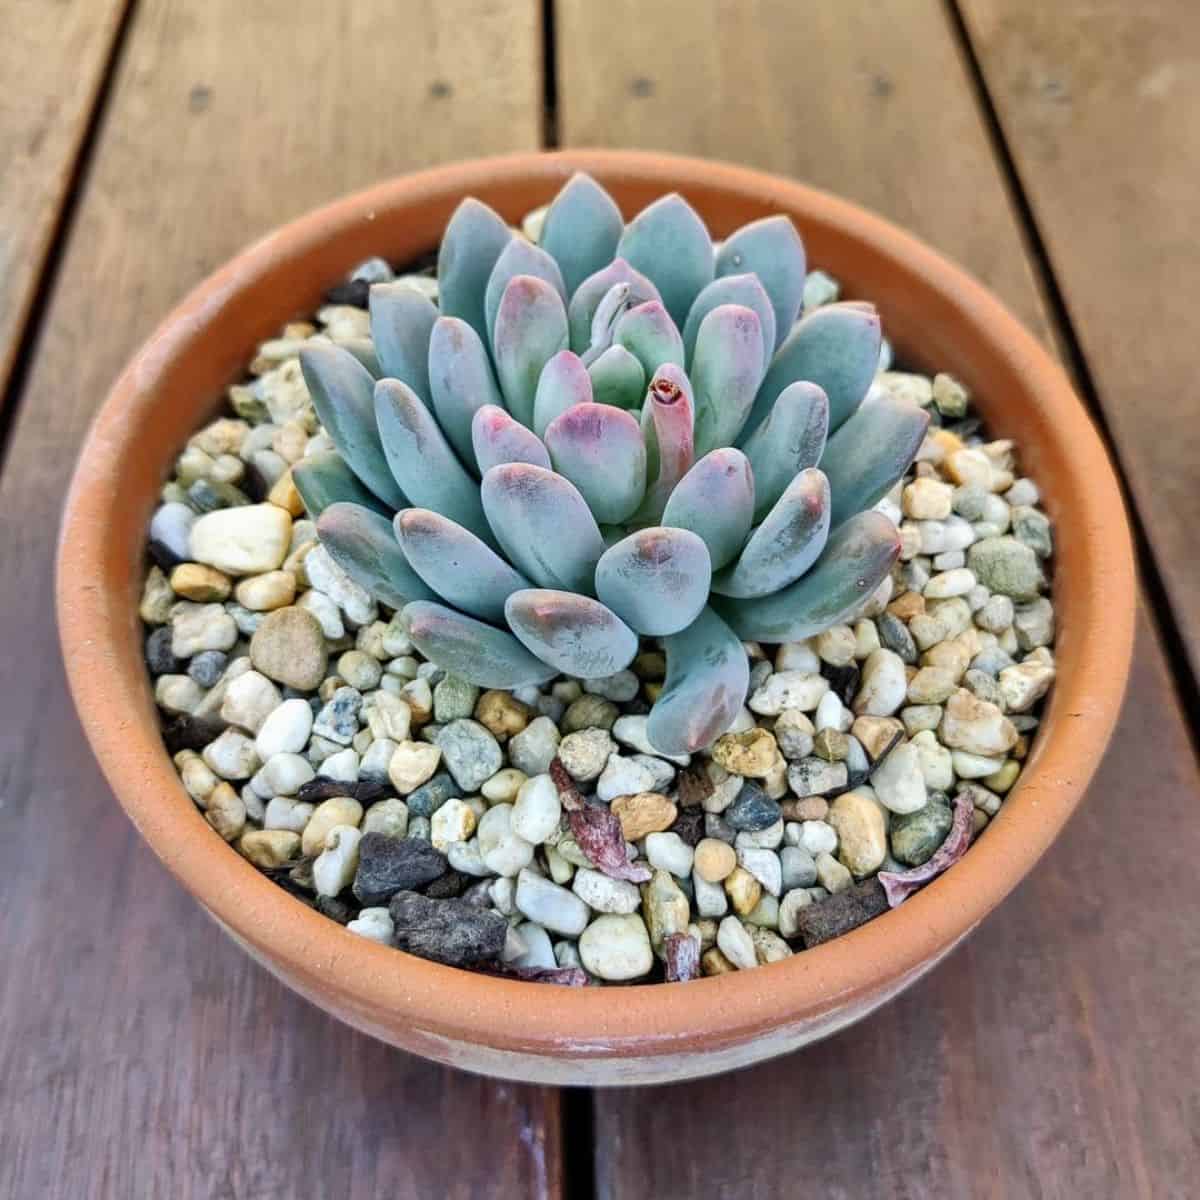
[139,197,1056,986]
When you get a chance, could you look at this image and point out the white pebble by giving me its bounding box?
[347,907,393,944]
[510,773,562,845]
[579,914,653,981]
[189,503,292,575]
[595,755,657,804]
[202,728,260,779]
[748,670,829,715]
[571,866,641,914]
[312,825,362,897]
[645,831,694,877]
[477,804,535,877]
[220,670,282,733]
[511,922,557,970]
[871,742,928,813]
[798,819,838,856]
[737,847,782,896]
[255,697,313,758]
[515,868,590,936]
[716,916,758,970]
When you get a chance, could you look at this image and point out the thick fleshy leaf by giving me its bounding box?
[427,316,503,469]
[579,282,634,367]
[292,450,393,520]
[335,337,382,377]
[614,299,685,377]
[715,215,807,350]
[712,468,830,598]
[822,385,931,527]
[394,508,531,623]
[594,527,711,636]
[567,258,661,354]
[616,193,714,327]
[532,350,593,438]
[713,510,901,642]
[682,274,776,372]
[544,404,647,524]
[298,343,406,509]
[481,463,606,593]
[660,448,755,570]
[369,283,438,400]
[504,589,638,678]
[492,276,569,426]
[471,405,552,474]
[587,344,645,410]
[745,301,881,441]
[437,197,513,341]
[740,381,830,520]
[540,173,624,297]
[690,304,766,455]
[483,237,568,349]
[647,607,749,755]
[635,365,695,522]
[316,503,437,611]
[374,379,492,543]
[404,601,557,688]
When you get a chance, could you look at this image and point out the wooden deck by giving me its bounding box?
[1,2,1196,1195]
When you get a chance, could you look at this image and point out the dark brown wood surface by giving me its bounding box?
[0,2,558,1198]
[1,1,1198,1197]
[960,0,1200,684]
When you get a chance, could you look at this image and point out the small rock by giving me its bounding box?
[1013,597,1055,651]
[999,660,1056,712]
[786,757,848,798]
[515,868,590,936]
[188,649,227,688]
[906,666,958,705]
[611,791,676,840]
[572,866,641,914]
[693,837,738,883]
[748,671,829,716]
[313,825,362,897]
[149,502,196,565]
[890,794,954,866]
[827,788,888,875]
[870,742,928,814]
[939,688,1019,756]
[171,602,238,658]
[641,868,691,951]
[584,670,640,702]
[967,536,1044,601]
[645,831,694,877]
[312,687,363,745]
[477,804,535,877]
[430,798,477,852]
[511,773,562,844]
[304,544,377,626]
[431,675,481,724]
[220,670,282,733]
[346,907,394,944]
[189,503,292,575]
[751,927,793,964]
[910,729,954,790]
[773,709,815,760]
[876,612,918,664]
[780,845,818,891]
[723,866,762,916]
[579,914,653,981]
[388,891,508,967]
[1011,505,1053,558]
[202,728,260,780]
[234,570,296,611]
[815,851,853,894]
[361,798,409,839]
[562,693,619,733]
[716,916,758,970]
[238,829,301,869]
[388,741,442,794]
[258,752,315,796]
[932,372,969,418]
[903,477,953,520]
[155,674,204,715]
[249,605,328,689]
[204,782,246,840]
[736,847,782,896]
[170,562,232,603]
[432,719,503,793]
[596,754,657,803]
[854,648,909,715]
[508,715,562,776]
[725,782,783,831]
[711,727,779,777]
[301,796,364,856]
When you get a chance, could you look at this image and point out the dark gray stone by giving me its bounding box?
[890,793,954,867]
[877,612,917,664]
[145,626,181,676]
[406,770,457,818]
[188,649,227,688]
[388,891,509,966]
[725,782,783,832]
[353,834,447,905]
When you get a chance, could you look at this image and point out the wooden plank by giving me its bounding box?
[556,0,1054,343]
[0,3,557,1198]
[556,3,1200,1195]
[0,0,129,406]
[956,0,1200,683]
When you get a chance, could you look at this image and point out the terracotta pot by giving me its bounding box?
[57,151,1135,1086]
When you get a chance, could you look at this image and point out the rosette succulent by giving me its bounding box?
[293,173,928,754]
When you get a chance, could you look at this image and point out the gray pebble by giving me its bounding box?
[312,687,363,746]
[388,891,508,966]
[353,834,447,905]
[188,649,227,688]
[406,770,457,818]
[877,612,918,664]
[145,626,182,676]
[433,719,503,793]
[725,782,782,832]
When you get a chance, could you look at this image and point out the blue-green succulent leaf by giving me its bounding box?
[540,173,624,297]
[427,316,504,470]
[404,601,558,688]
[532,350,593,438]
[394,507,531,623]
[471,405,552,475]
[316,502,437,611]
[492,275,570,427]
[660,448,754,570]
[373,378,493,544]
[713,510,901,642]
[682,274,776,373]
[634,365,695,523]
[504,589,638,679]
[587,344,645,410]
[594,527,711,637]
[616,193,714,327]
[481,463,606,593]
[740,380,830,521]
[715,215,807,351]
[291,450,393,521]
[437,197,513,342]
[484,237,568,350]
[744,301,881,442]
[335,337,382,378]
[711,468,830,598]
[568,258,661,354]
[369,283,438,400]
[298,343,406,509]
[647,607,750,755]
[690,304,766,456]
[544,403,647,525]
[614,299,686,377]
[821,385,931,528]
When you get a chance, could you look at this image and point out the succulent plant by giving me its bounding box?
[293,173,928,754]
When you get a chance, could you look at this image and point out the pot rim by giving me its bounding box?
[57,149,1135,1062]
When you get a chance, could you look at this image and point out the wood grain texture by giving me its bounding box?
[0,0,128,405]
[593,610,1200,1200]
[557,2,1200,1195]
[556,0,1054,342]
[0,2,557,1197]
[957,0,1200,683]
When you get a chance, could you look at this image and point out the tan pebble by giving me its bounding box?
[783,796,828,821]
[249,605,328,690]
[906,666,958,704]
[644,681,663,703]
[301,796,364,856]
[851,715,905,761]
[399,678,434,724]
[318,676,345,702]
[693,918,719,951]
[887,591,926,621]
[939,688,1018,757]
[945,448,993,489]
[204,782,246,841]
[902,478,953,520]
[190,417,249,456]
[921,638,972,679]
[641,869,691,952]
[751,927,793,965]
[175,749,218,804]
[723,866,762,916]
[983,759,1021,793]
[611,792,677,841]
[431,798,477,852]
[482,767,527,804]
[239,829,301,868]
[140,566,175,624]
[812,728,849,762]
[235,569,296,611]
[693,837,737,883]
[170,562,232,602]
[971,808,989,835]
[711,728,779,778]
[387,740,442,794]
[828,788,888,876]
[701,947,736,976]
[475,689,532,740]
[268,468,305,516]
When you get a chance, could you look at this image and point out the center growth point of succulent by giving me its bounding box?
[294,172,927,754]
